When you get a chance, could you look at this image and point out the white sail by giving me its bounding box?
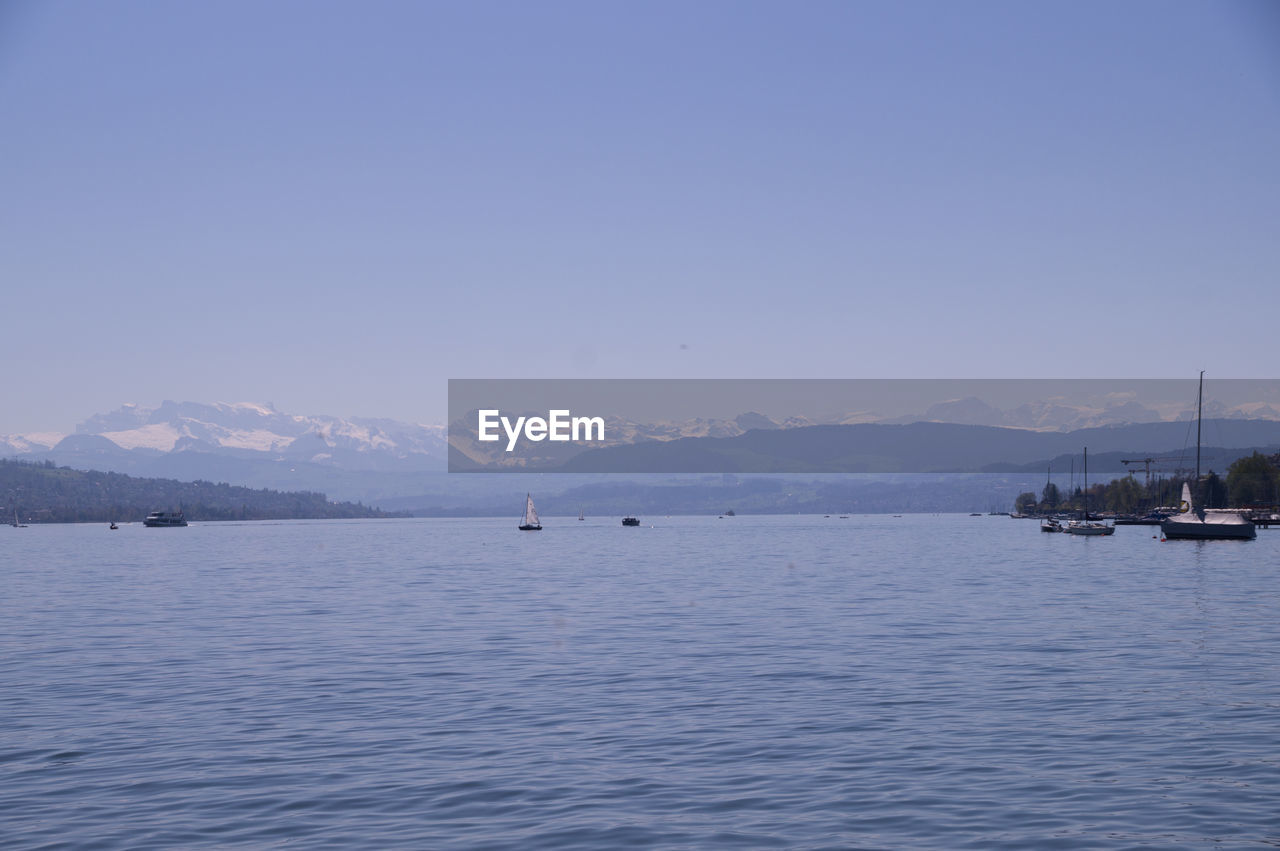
[1179,483,1193,514]
[525,494,539,526]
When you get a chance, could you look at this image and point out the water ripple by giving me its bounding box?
[2,516,1278,848]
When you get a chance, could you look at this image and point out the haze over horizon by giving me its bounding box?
[3,0,1277,434]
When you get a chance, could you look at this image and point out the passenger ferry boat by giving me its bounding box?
[143,511,187,527]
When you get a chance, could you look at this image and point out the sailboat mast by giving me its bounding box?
[1195,370,1203,486]
[1083,447,1088,521]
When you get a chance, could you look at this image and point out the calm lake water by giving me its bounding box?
[3,515,1278,849]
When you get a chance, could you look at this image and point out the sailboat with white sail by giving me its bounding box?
[1160,372,1256,541]
[518,493,542,531]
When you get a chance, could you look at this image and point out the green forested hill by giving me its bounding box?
[1,460,403,523]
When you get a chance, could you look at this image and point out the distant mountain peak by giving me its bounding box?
[9,400,449,472]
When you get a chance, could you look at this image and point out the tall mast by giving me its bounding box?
[1083,447,1088,521]
[1195,370,1203,486]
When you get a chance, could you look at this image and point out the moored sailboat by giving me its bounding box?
[1161,483,1255,540]
[1160,373,1256,541]
[1065,447,1114,536]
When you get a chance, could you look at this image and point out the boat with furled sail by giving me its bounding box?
[1065,447,1114,536]
[1160,373,1256,541]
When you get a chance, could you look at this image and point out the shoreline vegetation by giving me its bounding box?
[2,459,406,524]
[1013,451,1280,517]
[5,453,1278,524]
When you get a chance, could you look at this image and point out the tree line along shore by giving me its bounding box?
[2,459,404,524]
[1014,451,1280,516]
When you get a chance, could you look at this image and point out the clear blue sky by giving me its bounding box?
[2,0,1277,433]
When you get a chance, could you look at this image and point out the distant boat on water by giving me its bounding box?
[579,507,584,521]
[518,493,541,531]
[1113,511,1168,526]
[622,516,640,526]
[11,508,27,528]
[1160,373,1256,541]
[143,511,187,527]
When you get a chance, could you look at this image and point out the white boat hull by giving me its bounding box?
[1161,514,1256,540]
[1065,522,1114,536]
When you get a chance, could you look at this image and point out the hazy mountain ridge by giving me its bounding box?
[446,410,819,468]
[5,398,1280,507]
[550,419,1280,474]
[447,396,1280,469]
[7,393,1279,464]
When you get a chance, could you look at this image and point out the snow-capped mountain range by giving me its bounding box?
[1,401,449,471]
[7,395,1280,469]
[4,397,1279,503]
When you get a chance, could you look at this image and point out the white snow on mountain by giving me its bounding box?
[100,422,187,451]
[1,401,448,468]
[0,432,66,454]
[5,395,1280,472]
